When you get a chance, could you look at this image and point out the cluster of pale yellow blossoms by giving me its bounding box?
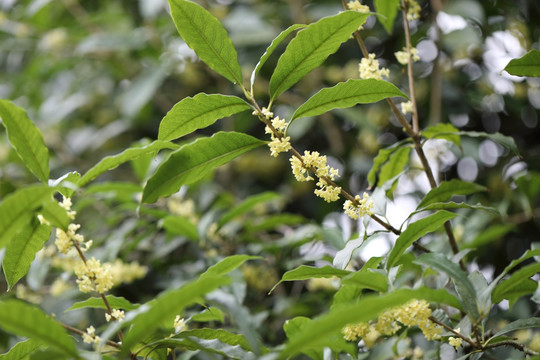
[395,47,420,65]
[343,299,443,347]
[401,100,414,115]
[448,328,463,349]
[405,0,421,21]
[359,53,390,80]
[74,258,114,294]
[256,107,292,157]
[347,0,370,13]
[105,308,125,322]
[174,315,188,333]
[82,325,100,345]
[290,151,341,202]
[343,192,374,219]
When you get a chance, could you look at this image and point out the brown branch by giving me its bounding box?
[428,316,479,349]
[62,323,120,349]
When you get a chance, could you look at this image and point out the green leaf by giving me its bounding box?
[3,221,51,291]
[387,211,457,269]
[412,202,499,217]
[291,79,407,122]
[50,171,81,199]
[270,265,351,294]
[341,270,388,292]
[78,140,177,188]
[378,146,411,187]
[0,339,42,360]
[0,100,49,183]
[168,0,243,85]
[374,0,400,33]
[0,300,78,358]
[489,317,540,341]
[146,329,255,359]
[422,123,461,146]
[218,192,282,227]
[120,275,230,356]
[250,24,306,89]
[417,179,487,209]
[142,132,265,203]
[462,224,515,249]
[504,50,540,77]
[278,288,455,359]
[269,11,369,101]
[414,253,479,319]
[200,255,261,280]
[0,185,55,249]
[158,94,250,141]
[367,139,411,187]
[191,307,224,323]
[66,296,139,312]
[458,131,520,157]
[492,262,540,303]
[39,199,70,231]
[161,216,199,241]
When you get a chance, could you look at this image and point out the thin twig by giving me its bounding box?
[62,323,120,349]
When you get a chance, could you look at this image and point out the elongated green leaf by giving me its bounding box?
[146,329,255,359]
[50,171,81,199]
[161,216,199,241]
[269,11,369,101]
[504,50,540,77]
[278,288,454,359]
[0,99,49,183]
[218,192,282,227]
[378,146,411,186]
[459,131,520,157]
[120,275,230,356]
[78,140,177,188]
[374,0,400,33]
[250,24,306,88]
[417,179,487,209]
[168,0,243,85]
[0,339,42,360]
[462,224,515,249]
[489,317,540,342]
[412,202,499,217]
[66,296,139,312]
[414,253,478,318]
[342,270,388,292]
[492,262,540,303]
[0,300,78,358]
[422,123,460,146]
[142,132,265,203]
[0,185,55,249]
[3,221,51,290]
[158,94,250,141]
[40,199,70,231]
[387,211,457,269]
[191,307,224,323]
[367,139,411,187]
[270,265,351,293]
[291,79,407,122]
[201,254,261,280]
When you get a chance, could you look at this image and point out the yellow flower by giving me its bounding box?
[347,0,370,13]
[395,47,420,65]
[105,308,125,322]
[405,0,421,21]
[265,116,291,157]
[174,315,188,333]
[74,258,114,294]
[448,328,463,349]
[359,53,390,80]
[82,326,100,344]
[401,100,414,115]
[343,192,374,219]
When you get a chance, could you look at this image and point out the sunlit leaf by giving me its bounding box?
[0,99,49,183]
[341,270,388,292]
[191,307,224,323]
[0,300,78,358]
[378,146,411,188]
[417,179,487,209]
[2,220,51,291]
[0,185,55,249]
[291,79,407,122]
[66,296,139,312]
[270,265,351,293]
[504,50,540,77]
[269,11,369,101]
[374,0,400,33]
[78,140,178,188]
[168,0,243,85]
[142,132,265,203]
[39,199,70,231]
[250,24,306,88]
[200,254,261,280]
[158,94,250,141]
[387,211,457,269]
[367,139,411,187]
[422,123,460,146]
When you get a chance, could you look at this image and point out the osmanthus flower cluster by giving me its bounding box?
[395,47,420,65]
[359,53,390,80]
[343,299,443,347]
